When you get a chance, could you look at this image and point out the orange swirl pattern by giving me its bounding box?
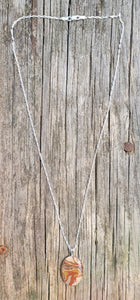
[61,256,83,286]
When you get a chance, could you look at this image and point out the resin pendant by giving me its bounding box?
[61,256,83,286]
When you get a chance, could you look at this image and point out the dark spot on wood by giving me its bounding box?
[124,142,134,153]
[0,245,9,256]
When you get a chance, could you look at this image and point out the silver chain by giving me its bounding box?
[11,13,124,255]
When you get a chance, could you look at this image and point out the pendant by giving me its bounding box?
[60,256,83,286]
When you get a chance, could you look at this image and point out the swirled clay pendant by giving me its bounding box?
[61,256,83,286]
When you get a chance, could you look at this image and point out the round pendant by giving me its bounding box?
[60,256,83,286]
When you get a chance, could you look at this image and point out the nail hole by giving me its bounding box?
[124,142,134,153]
[0,245,9,256]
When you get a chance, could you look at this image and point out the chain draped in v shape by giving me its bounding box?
[11,13,124,255]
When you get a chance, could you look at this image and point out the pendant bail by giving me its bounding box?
[68,248,74,257]
[71,250,74,257]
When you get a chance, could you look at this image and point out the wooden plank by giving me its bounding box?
[0,0,140,299]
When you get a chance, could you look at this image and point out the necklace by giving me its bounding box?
[11,13,124,286]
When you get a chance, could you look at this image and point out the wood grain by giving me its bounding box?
[0,0,140,299]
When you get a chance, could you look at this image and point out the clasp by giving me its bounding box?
[61,15,86,22]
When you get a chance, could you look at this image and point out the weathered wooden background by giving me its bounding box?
[0,0,140,299]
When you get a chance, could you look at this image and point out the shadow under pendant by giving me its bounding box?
[60,256,83,286]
